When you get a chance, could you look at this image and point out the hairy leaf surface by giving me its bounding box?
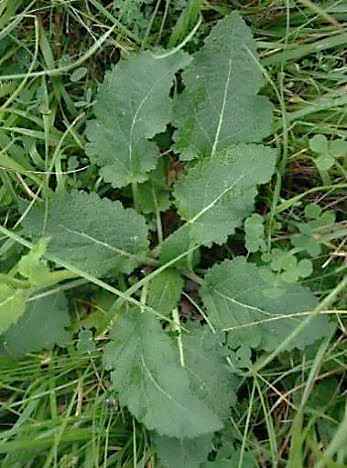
[153,433,213,468]
[173,144,276,245]
[173,12,273,160]
[182,323,239,418]
[86,51,191,187]
[2,293,71,358]
[21,191,149,277]
[103,308,222,438]
[201,257,332,351]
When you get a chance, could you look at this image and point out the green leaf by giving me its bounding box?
[2,292,71,358]
[0,284,27,334]
[304,203,321,219]
[200,257,332,351]
[244,213,266,253]
[147,270,184,318]
[173,12,273,160]
[103,308,223,438]
[315,154,335,171]
[86,51,191,188]
[159,226,200,270]
[182,323,239,418]
[309,134,328,154]
[21,191,149,277]
[17,238,50,286]
[173,144,276,245]
[70,66,88,82]
[329,138,347,156]
[77,328,96,354]
[153,433,213,468]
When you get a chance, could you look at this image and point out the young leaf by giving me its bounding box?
[21,191,149,277]
[200,257,332,351]
[153,432,213,468]
[86,51,191,188]
[147,270,184,318]
[103,307,223,438]
[0,284,27,334]
[244,213,266,253]
[173,144,276,245]
[173,12,273,160]
[17,238,50,286]
[2,293,71,358]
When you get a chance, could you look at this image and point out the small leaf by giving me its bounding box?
[17,238,50,286]
[153,433,213,468]
[291,234,322,257]
[86,51,191,188]
[103,308,222,438]
[329,138,347,156]
[77,328,96,354]
[2,292,70,358]
[200,257,332,351]
[244,213,266,253]
[304,203,321,219]
[0,284,27,334]
[21,191,149,277]
[173,12,273,160]
[309,134,328,154]
[315,154,334,171]
[297,259,313,278]
[147,270,184,318]
[173,144,276,246]
[70,67,88,82]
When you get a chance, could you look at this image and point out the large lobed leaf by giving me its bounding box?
[147,270,184,318]
[86,50,191,188]
[103,308,223,438]
[173,144,277,246]
[200,257,333,351]
[21,191,149,277]
[173,12,273,160]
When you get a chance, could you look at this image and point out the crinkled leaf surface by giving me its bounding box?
[2,292,71,358]
[173,12,273,160]
[103,308,222,438]
[200,257,332,351]
[21,191,149,277]
[182,323,239,418]
[0,284,27,334]
[153,432,213,468]
[86,50,191,188]
[147,270,184,318]
[173,144,276,245]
